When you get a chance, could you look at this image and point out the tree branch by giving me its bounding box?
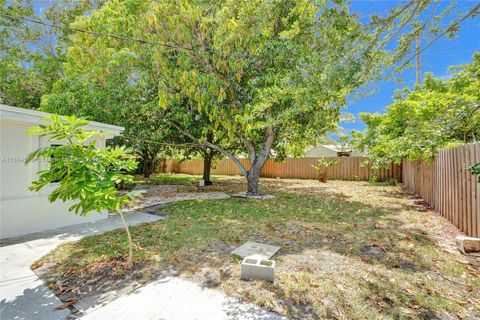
[169,121,248,176]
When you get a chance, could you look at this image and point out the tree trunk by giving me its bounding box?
[119,211,133,269]
[139,150,153,178]
[142,151,158,178]
[203,150,213,185]
[170,122,274,196]
[143,159,152,178]
[246,168,261,196]
[243,127,274,196]
[160,157,167,172]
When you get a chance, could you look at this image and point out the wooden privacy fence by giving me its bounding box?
[402,143,480,237]
[166,157,401,181]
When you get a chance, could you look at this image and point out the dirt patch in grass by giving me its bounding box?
[125,173,204,187]
[34,177,480,319]
[127,184,230,212]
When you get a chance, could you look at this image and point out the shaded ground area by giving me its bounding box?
[0,212,162,320]
[128,184,230,212]
[35,175,480,319]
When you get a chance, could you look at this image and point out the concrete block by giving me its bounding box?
[240,254,275,282]
[455,235,480,254]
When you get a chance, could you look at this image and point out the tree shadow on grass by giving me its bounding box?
[33,178,474,319]
[249,192,436,273]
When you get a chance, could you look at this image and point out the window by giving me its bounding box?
[336,151,350,157]
[50,144,65,183]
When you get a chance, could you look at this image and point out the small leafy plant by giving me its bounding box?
[311,158,339,183]
[26,114,139,268]
[469,163,480,183]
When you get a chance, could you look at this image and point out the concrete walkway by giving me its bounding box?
[0,212,162,320]
[0,210,284,320]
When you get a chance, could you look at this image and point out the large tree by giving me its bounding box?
[63,0,455,195]
[40,65,190,178]
[40,33,231,179]
[0,0,105,108]
[145,0,440,195]
[36,0,240,181]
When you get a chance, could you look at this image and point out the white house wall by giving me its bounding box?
[1,121,35,200]
[0,116,110,239]
[0,197,104,239]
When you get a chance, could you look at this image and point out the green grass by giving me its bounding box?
[35,178,480,319]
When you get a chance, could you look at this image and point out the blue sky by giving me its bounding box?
[343,0,480,134]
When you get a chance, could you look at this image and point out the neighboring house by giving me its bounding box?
[0,104,124,239]
[304,144,364,157]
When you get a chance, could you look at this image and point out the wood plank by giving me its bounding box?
[441,150,447,218]
[446,150,450,222]
[462,145,469,235]
[460,148,465,232]
[450,149,455,225]
[460,145,466,234]
[453,148,458,228]
[472,142,480,237]
[459,147,464,231]
[473,144,479,237]
[465,144,472,236]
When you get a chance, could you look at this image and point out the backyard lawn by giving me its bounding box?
[34,176,480,319]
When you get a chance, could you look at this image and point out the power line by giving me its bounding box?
[120,135,206,149]
[393,2,480,76]
[0,13,194,51]
[423,49,477,58]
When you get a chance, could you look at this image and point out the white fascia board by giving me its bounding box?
[0,104,124,138]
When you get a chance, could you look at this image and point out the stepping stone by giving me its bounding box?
[232,193,275,199]
[231,241,280,259]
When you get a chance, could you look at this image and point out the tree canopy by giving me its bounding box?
[3,0,474,194]
[0,0,106,108]
[145,0,446,194]
[39,55,188,177]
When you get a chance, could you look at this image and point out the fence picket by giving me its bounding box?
[401,143,479,237]
[165,157,402,181]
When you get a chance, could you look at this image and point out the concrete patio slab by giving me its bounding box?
[0,211,162,320]
[231,241,280,259]
[81,276,285,320]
